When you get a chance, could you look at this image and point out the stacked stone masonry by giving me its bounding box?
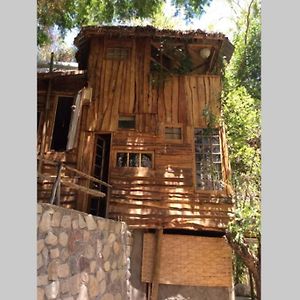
[37,203,130,300]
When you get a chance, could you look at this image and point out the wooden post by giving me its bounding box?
[38,52,54,177]
[105,186,111,219]
[50,162,62,205]
[150,228,163,300]
[249,268,255,300]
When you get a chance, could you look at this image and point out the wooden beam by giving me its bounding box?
[49,162,62,205]
[150,228,163,300]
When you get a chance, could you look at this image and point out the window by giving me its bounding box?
[116,152,153,168]
[194,128,223,190]
[118,116,135,129]
[165,127,182,140]
[106,47,129,60]
[51,96,74,151]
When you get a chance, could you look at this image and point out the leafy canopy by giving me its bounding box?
[222,0,261,289]
[37,0,212,45]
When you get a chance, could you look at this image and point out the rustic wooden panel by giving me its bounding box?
[142,234,233,287]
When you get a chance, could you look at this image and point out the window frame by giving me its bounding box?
[118,115,136,130]
[194,127,224,192]
[115,151,154,169]
[164,124,183,143]
[105,47,130,60]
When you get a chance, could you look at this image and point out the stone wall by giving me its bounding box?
[37,204,130,300]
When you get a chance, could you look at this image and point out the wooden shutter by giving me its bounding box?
[66,90,83,150]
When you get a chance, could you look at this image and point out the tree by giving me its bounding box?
[37,0,212,46]
[222,0,261,299]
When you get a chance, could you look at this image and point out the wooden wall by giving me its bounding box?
[37,35,234,231]
[75,36,233,231]
[37,75,86,207]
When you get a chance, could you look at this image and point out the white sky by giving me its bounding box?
[64,0,244,46]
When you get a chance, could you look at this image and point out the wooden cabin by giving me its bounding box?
[37,26,235,299]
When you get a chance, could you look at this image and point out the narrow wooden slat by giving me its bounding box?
[61,180,105,198]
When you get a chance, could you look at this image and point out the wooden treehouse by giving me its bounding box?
[37,26,235,299]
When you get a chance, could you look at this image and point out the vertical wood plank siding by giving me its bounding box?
[38,36,233,231]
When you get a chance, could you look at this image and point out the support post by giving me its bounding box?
[105,186,111,219]
[50,162,62,205]
[38,52,54,177]
[150,228,163,300]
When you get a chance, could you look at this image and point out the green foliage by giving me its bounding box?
[225,0,261,100]
[37,0,212,46]
[222,0,261,286]
[37,31,77,63]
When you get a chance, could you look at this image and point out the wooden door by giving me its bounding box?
[89,134,111,217]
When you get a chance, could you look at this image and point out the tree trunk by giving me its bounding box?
[226,232,261,300]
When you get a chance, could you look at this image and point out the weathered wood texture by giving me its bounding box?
[37,74,86,208]
[37,35,234,231]
[142,233,233,287]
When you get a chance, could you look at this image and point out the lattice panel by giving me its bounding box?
[142,233,232,287]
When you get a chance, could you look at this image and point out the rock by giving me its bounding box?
[111,260,117,270]
[37,287,44,300]
[62,297,74,300]
[96,240,103,254]
[114,293,122,300]
[48,260,59,280]
[69,256,79,275]
[114,222,122,235]
[37,239,45,254]
[45,232,58,246]
[61,215,71,229]
[42,247,49,266]
[45,280,60,299]
[97,219,105,231]
[60,248,69,262]
[50,248,60,259]
[39,211,52,232]
[79,256,90,272]
[37,214,41,227]
[102,244,111,261]
[61,279,70,294]
[104,261,110,272]
[84,244,95,260]
[72,219,79,229]
[76,284,89,300]
[107,233,116,244]
[51,211,62,227]
[78,215,86,229]
[37,274,48,286]
[59,232,69,247]
[68,230,83,254]
[80,272,89,284]
[37,254,43,270]
[99,279,106,295]
[83,230,90,242]
[110,270,118,282]
[85,214,97,230]
[102,293,114,300]
[58,263,70,278]
[113,242,120,255]
[88,275,100,298]
[37,204,43,214]
[69,274,81,295]
[90,260,96,273]
[96,268,106,282]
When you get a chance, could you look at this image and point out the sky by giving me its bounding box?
[64,0,244,47]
